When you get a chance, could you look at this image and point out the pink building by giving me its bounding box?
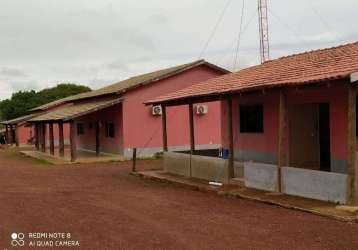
[29,60,228,159]
[1,100,71,147]
[146,42,358,204]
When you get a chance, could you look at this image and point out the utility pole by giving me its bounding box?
[258,0,270,63]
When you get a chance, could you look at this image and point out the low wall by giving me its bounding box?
[281,167,349,204]
[163,152,191,176]
[163,152,245,183]
[124,144,221,159]
[191,155,227,182]
[244,162,279,192]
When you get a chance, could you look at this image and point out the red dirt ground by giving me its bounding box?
[1,148,358,250]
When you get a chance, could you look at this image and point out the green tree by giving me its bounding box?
[0,83,91,121]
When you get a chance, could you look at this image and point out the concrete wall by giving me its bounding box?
[281,167,349,204]
[163,152,191,176]
[163,152,235,183]
[244,162,279,192]
[123,143,221,159]
[191,154,227,182]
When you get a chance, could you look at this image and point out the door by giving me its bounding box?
[289,104,320,169]
[95,122,100,156]
[319,103,331,171]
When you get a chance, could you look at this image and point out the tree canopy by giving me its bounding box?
[0,83,91,121]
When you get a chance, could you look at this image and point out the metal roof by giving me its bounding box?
[29,98,123,122]
[0,113,41,125]
[31,60,229,111]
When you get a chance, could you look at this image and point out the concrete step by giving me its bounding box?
[230,177,245,186]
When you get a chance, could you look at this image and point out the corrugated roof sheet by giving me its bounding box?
[146,42,358,104]
[29,98,122,122]
[31,60,229,111]
[0,113,41,125]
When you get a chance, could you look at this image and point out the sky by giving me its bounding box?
[0,0,357,100]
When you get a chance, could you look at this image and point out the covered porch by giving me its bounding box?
[28,98,123,163]
[21,147,124,164]
[0,113,39,147]
[146,74,358,205]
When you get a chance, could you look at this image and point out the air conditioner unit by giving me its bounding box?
[196,105,208,115]
[152,105,162,116]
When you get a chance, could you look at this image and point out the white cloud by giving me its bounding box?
[0,81,13,99]
[0,0,357,100]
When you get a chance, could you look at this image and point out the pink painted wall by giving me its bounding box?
[221,81,350,173]
[17,125,34,145]
[122,65,224,152]
[14,102,72,147]
[75,103,123,154]
[44,123,70,146]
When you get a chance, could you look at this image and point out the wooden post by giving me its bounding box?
[161,105,168,152]
[9,125,14,145]
[278,90,289,192]
[38,123,42,151]
[70,121,77,162]
[41,122,46,152]
[227,98,234,179]
[132,148,137,172]
[34,123,39,150]
[49,122,55,155]
[5,125,9,144]
[58,121,65,157]
[189,103,195,155]
[15,125,19,147]
[95,122,100,157]
[347,85,357,203]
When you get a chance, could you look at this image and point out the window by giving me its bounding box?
[77,123,84,135]
[240,105,264,133]
[105,122,115,138]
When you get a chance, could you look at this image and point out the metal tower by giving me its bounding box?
[258,0,270,63]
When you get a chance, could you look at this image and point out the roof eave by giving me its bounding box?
[145,76,352,106]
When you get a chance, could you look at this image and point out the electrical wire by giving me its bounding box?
[268,7,306,44]
[307,0,333,32]
[198,0,233,59]
[233,0,246,71]
[215,9,256,67]
[135,109,179,159]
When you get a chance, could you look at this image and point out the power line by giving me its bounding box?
[216,9,256,67]
[307,0,333,32]
[233,0,246,71]
[268,7,306,44]
[198,0,233,59]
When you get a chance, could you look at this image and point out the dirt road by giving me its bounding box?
[0,148,358,250]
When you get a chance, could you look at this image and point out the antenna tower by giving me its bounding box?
[258,0,270,63]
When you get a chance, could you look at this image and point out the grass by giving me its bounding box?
[1,146,53,166]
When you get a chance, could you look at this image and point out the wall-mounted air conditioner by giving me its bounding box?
[152,105,163,116]
[196,105,208,115]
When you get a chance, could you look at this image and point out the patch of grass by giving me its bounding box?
[36,158,52,166]
[1,146,53,166]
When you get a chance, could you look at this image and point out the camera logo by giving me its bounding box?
[11,233,25,247]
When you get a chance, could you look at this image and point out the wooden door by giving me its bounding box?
[289,104,320,169]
